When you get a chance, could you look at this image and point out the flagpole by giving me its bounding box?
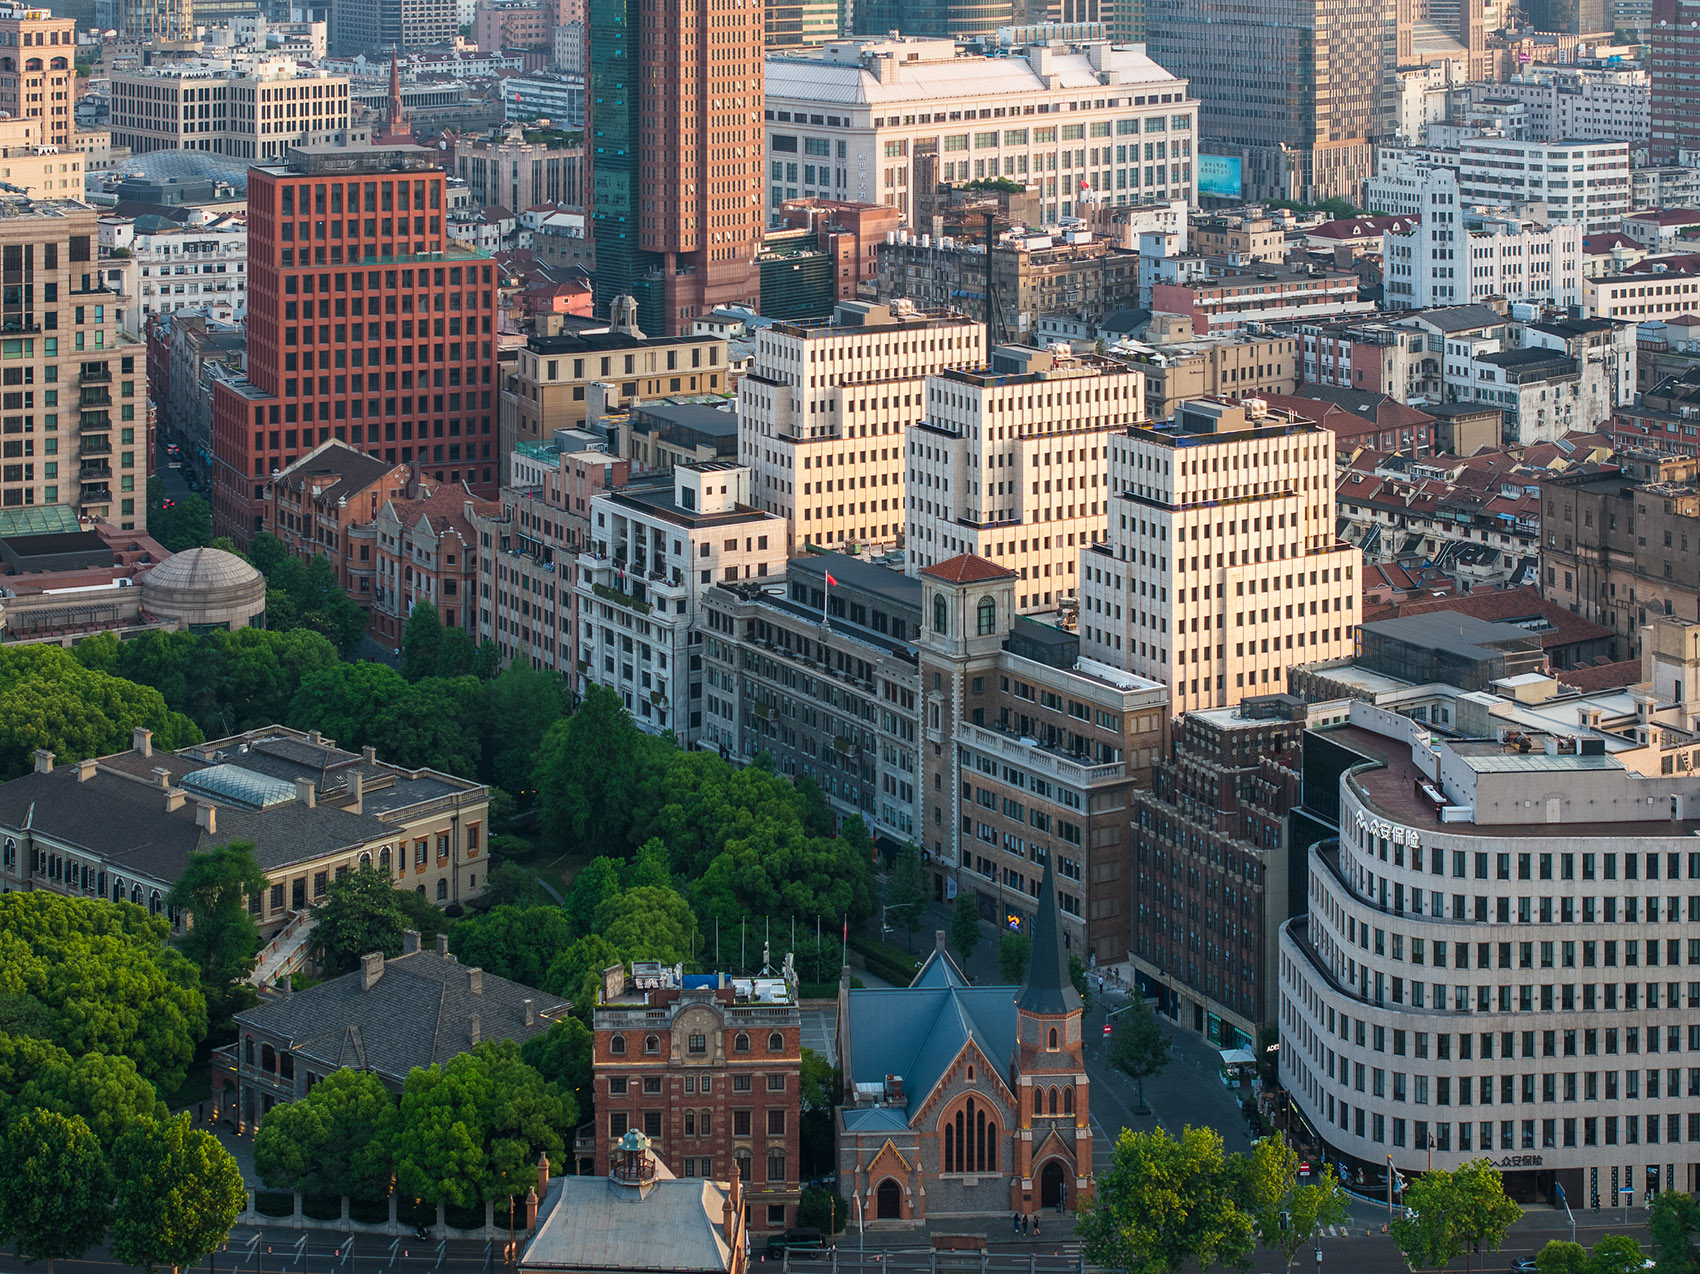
[822,571,830,627]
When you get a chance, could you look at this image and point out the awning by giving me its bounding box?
[1219,1048,1256,1066]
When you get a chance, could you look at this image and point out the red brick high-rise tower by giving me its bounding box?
[211,146,498,541]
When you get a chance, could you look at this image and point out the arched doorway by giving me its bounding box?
[1040,1160,1067,1209]
[875,1179,903,1220]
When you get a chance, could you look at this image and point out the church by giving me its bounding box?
[835,870,1092,1224]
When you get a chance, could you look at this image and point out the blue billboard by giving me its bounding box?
[1198,154,1243,200]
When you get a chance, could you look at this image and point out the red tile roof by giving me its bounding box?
[1555,660,1642,692]
[920,554,1018,584]
[1363,585,1612,652]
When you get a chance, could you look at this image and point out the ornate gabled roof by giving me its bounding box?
[1018,867,1082,1017]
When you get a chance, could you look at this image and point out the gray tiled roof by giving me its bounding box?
[525,1173,734,1273]
[843,983,1018,1121]
[236,950,567,1082]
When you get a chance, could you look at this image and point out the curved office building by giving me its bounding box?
[1279,685,1700,1208]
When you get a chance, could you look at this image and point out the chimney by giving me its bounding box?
[165,788,186,813]
[363,745,377,764]
[536,1154,550,1198]
[132,726,153,757]
[347,770,363,814]
[935,929,947,953]
[194,802,217,834]
[32,750,53,775]
[469,1013,481,1045]
[295,777,316,809]
[523,997,535,1027]
[436,933,450,956]
[403,929,422,955]
[723,1160,741,1246]
[523,1186,539,1232]
[468,967,483,994]
[307,729,322,745]
[75,758,99,783]
[360,951,385,990]
[152,766,172,788]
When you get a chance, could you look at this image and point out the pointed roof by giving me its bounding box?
[1018,867,1081,1016]
[920,553,1017,585]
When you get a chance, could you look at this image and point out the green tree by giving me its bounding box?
[156,494,213,553]
[792,773,836,837]
[1535,1241,1591,1274]
[448,905,575,988]
[1069,953,1091,1010]
[0,1109,112,1274]
[1236,1138,1348,1272]
[0,1031,165,1152]
[0,646,202,780]
[311,865,413,977]
[110,1114,246,1273]
[393,1040,575,1208]
[253,1068,397,1200]
[1107,996,1170,1110]
[948,896,981,968]
[596,885,695,964]
[477,862,549,910]
[997,934,1031,984]
[167,841,269,1024]
[1650,1191,1700,1274]
[1390,1159,1522,1273]
[544,934,621,1013]
[1078,1125,1255,1274]
[403,601,446,681]
[535,686,655,856]
[1589,1235,1651,1274]
[480,661,569,797]
[565,858,624,933]
[625,839,674,891]
[799,1047,839,1179]
[796,1187,848,1235]
[884,842,931,950]
[520,1017,593,1106]
[0,893,207,1092]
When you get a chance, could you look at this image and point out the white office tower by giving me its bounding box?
[1078,397,1360,714]
[737,300,984,553]
[905,345,1143,611]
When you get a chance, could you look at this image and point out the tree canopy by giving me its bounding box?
[110,1114,246,1273]
[253,1068,398,1201]
[0,893,207,1092]
[1107,996,1170,1108]
[1078,1125,1255,1274]
[167,841,269,1025]
[0,1108,113,1274]
[1389,1159,1522,1272]
[312,865,443,977]
[1650,1191,1700,1274]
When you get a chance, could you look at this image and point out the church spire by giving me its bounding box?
[386,47,409,140]
[1018,866,1082,1016]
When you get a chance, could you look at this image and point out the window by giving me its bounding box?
[976,596,996,635]
[734,1075,752,1093]
[643,1111,662,1136]
[734,1110,752,1136]
[767,1153,786,1183]
[644,1034,661,1054]
[768,1109,786,1135]
[734,1032,750,1053]
[642,1077,662,1094]
[611,1036,627,1055]
[609,1112,628,1136]
[933,594,948,633]
[768,1073,786,1091]
[768,1031,784,1051]
[688,1033,707,1055]
[608,1078,627,1095]
[942,1097,998,1173]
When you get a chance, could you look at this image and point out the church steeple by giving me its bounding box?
[1018,866,1082,1016]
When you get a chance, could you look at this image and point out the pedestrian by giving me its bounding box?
[1033,1217,1042,1238]
[1012,1212,1020,1235]
[1021,1213,1029,1236]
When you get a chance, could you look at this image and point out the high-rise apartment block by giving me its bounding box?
[1650,0,1700,164]
[210,146,499,541]
[589,0,764,335]
[119,0,193,42]
[0,5,76,149]
[1078,397,1359,716]
[1145,0,1394,204]
[906,346,1142,611]
[737,300,984,553]
[109,59,354,162]
[0,198,147,527]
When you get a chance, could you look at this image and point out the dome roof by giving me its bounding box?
[143,546,263,593]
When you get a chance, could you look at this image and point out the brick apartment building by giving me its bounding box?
[1129,695,1306,1050]
[371,480,499,645]
[266,440,412,619]
[211,145,499,542]
[592,961,802,1233]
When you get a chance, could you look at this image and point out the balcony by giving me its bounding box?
[79,387,112,408]
[78,366,112,384]
[78,482,112,505]
[78,440,112,458]
[79,461,113,480]
[79,412,111,433]
[961,720,1126,787]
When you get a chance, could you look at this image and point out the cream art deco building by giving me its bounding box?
[737,299,984,553]
[1077,397,1358,715]
[1281,618,1700,1206]
[906,345,1143,612]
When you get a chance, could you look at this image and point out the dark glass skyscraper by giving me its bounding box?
[589,0,764,335]
[1145,0,1396,205]
[853,0,1011,39]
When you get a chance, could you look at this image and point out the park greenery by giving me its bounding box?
[1649,1190,1700,1274]
[1107,995,1170,1110]
[1533,1234,1653,1274]
[0,896,244,1272]
[1388,1159,1523,1272]
[1079,1125,1348,1274]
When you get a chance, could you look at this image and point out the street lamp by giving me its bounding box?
[1425,1132,1435,1174]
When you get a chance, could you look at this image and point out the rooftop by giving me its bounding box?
[920,553,1017,585]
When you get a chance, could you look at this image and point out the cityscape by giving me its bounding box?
[1,0,1700,1269]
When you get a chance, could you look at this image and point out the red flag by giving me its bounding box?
[842,917,848,944]
[825,572,838,587]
